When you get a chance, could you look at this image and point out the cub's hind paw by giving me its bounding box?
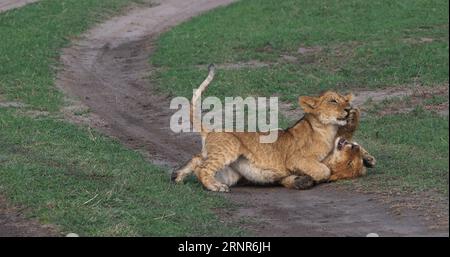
[363,155,376,168]
[170,170,179,183]
[171,170,186,184]
[204,181,230,192]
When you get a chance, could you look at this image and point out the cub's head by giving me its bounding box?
[325,137,366,181]
[299,91,353,126]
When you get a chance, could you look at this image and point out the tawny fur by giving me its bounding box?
[334,107,376,171]
[173,106,376,189]
[172,65,374,192]
[324,138,366,182]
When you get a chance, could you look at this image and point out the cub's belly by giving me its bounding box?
[230,157,281,184]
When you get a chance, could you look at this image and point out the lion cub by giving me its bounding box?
[172,65,354,192]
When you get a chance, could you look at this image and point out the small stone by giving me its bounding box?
[420,37,434,43]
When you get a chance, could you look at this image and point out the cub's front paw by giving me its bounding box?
[293,175,315,190]
[346,108,360,128]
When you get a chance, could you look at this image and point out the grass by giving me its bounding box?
[151,0,449,197]
[424,95,449,105]
[0,108,242,236]
[0,0,144,111]
[151,0,448,103]
[0,0,242,236]
[353,109,449,195]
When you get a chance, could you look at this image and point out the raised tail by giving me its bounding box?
[191,64,215,134]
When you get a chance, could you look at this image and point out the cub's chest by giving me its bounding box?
[313,129,337,161]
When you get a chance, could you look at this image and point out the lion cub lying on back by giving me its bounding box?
[213,136,375,188]
[325,107,376,182]
[172,65,371,192]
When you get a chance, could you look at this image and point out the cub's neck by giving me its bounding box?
[289,114,339,159]
[290,114,338,138]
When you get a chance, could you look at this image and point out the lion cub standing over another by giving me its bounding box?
[172,65,353,192]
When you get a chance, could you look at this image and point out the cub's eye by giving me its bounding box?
[347,161,353,167]
[329,99,338,104]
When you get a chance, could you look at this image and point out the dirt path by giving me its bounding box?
[57,0,235,167]
[223,185,448,236]
[0,0,38,12]
[0,196,58,237]
[56,0,448,236]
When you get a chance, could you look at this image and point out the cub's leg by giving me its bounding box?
[194,134,241,192]
[329,171,356,182]
[337,107,360,141]
[361,147,376,167]
[337,107,376,167]
[171,154,202,183]
[194,152,240,192]
[280,175,314,190]
[287,158,331,182]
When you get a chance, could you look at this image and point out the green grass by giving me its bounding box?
[150,0,449,197]
[151,0,448,103]
[352,109,449,195]
[0,108,242,236]
[423,95,448,105]
[0,0,145,111]
[0,0,242,236]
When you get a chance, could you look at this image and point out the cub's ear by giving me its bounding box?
[299,96,318,113]
[345,93,354,103]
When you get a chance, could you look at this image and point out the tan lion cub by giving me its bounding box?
[172,65,353,192]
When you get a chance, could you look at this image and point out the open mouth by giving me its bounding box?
[351,143,360,151]
[337,138,347,151]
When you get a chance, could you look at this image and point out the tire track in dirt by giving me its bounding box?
[57,0,237,168]
[0,196,58,237]
[280,85,449,122]
[0,0,39,12]
[57,0,448,236]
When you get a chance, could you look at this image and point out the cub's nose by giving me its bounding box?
[344,106,351,117]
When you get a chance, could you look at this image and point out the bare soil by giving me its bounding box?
[280,85,449,121]
[0,0,38,12]
[0,196,59,237]
[57,0,242,167]
[353,85,449,116]
[222,184,448,236]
